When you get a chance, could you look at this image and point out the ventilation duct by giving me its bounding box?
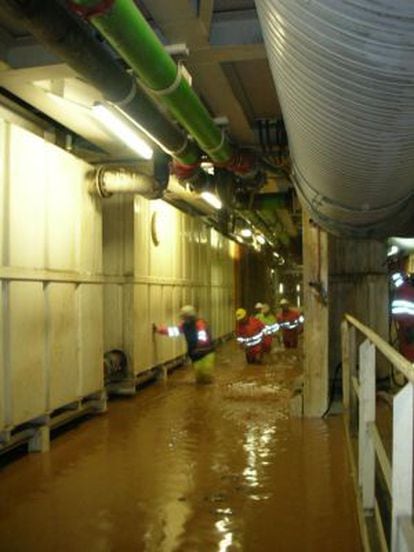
[256,0,414,237]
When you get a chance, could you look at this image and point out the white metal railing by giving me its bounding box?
[342,314,414,552]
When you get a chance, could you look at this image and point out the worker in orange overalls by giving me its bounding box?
[235,308,265,364]
[153,305,215,383]
[389,253,414,361]
[277,298,303,349]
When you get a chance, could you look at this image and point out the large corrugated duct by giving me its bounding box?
[255,0,414,238]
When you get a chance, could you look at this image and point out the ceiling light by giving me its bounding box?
[257,235,266,245]
[200,191,222,209]
[273,251,280,258]
[387,245,399,256]
[240,228,252,238]
[200,162,215,176]
[92,103,153,160]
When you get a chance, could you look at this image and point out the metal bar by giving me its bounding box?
[349,325,358,436]
[374,499,389,552]
[352,376,360,399]
[369,422,392,493]
[346,314,414,383]
[358,339,376,511]
[392,383,414,551]
[399,517,414,552]
[341,319,350,409]
[0,267,234,287]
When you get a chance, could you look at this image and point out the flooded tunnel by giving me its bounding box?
[0,0,414,550]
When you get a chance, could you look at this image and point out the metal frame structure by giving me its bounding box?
[342,314,414,551]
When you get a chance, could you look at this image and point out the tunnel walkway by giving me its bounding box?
[0,341,361,552]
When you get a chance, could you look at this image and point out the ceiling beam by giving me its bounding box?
[210,10,263,47]
[0,63,76,83]
[199,0,214,35]
[189,43,267,65]
[140,0,255,143]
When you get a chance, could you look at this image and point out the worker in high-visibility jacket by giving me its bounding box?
[235,308,265,364]
[153,305,215,383]
[255,303,279,353]
[277,299,304,349]
[391,277,414,361]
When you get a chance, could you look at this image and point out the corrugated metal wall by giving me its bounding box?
[103,194,236,375]
[0,118,103,432]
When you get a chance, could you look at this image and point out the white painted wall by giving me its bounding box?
[103,194,235,375]
[0,119,103,431]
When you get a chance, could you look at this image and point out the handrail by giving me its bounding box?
[342,314,414,552]
[345,314,414,383]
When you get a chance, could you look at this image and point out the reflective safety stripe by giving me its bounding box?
[237,330,264,347]
[391,272,405,288]
[264,322,280,335]
[197,330,208,342]
[277,316,304,331]
[391,299,414,316]
[167,326,181,337]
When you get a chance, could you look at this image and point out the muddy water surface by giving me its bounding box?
[0,342,361,551]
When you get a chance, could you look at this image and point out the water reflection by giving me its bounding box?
[0,344,361,552]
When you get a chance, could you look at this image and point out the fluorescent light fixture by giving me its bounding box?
[279,283,284,293]
[240,228,252,238]
[200,162,215,176]
[273,251,280,258]
[200,191,222,209]
[387,245,399,257]
[257,235,266,245]
[92,103,153,160]
[296,284,301,292]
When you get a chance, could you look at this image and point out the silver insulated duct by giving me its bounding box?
[255,0,414,237]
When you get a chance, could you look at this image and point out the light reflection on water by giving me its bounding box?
[0,344,362,552]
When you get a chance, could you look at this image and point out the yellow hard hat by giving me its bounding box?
[236,308,247,321]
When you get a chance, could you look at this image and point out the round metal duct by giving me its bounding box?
[255,0,414,237]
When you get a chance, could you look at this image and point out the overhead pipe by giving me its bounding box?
[256,0,414,238]
[68,0,258,179]
[93,166,165,199]
[2,0,201,166]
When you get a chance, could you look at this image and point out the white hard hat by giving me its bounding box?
[254,302,263,309]
[280,298,289,306]
[180,304,196,317]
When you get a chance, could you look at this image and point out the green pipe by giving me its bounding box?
[4,0,200,165]
[71,0,235,164]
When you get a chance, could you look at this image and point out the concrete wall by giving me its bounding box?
[0,119,103,431]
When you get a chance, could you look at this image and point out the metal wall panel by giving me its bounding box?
[8,126,47,269]
[103,194,236,376]
[47,283,78,411]
[8,282,46,426]
[0,120,103,432]
[78,285,103,396]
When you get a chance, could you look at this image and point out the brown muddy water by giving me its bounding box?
[0,342,361,552]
